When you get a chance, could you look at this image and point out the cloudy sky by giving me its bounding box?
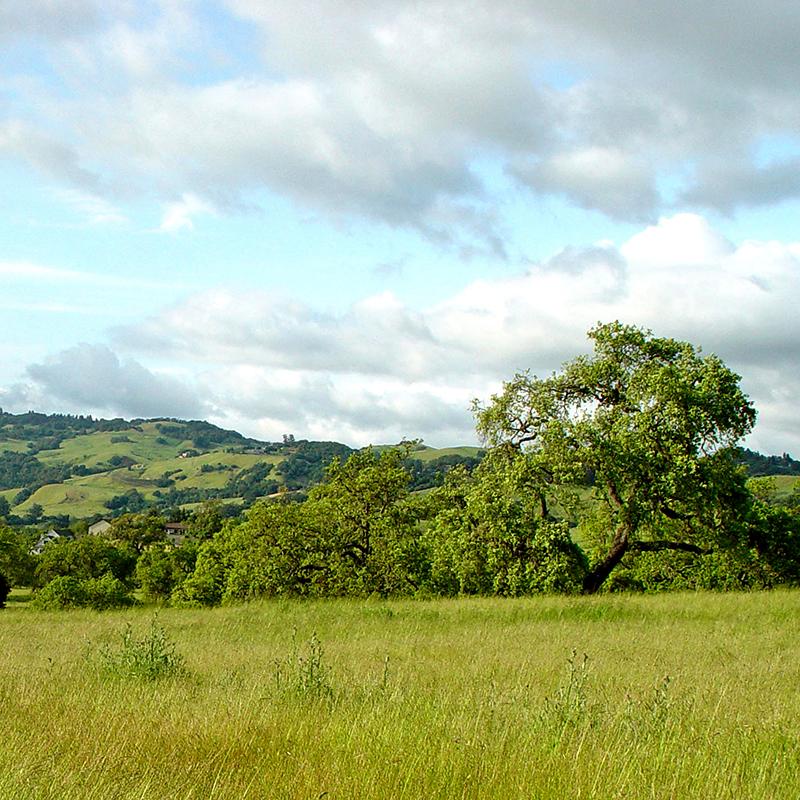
[2,1,800,453]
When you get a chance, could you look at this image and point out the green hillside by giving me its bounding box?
[2,410,797,523]
[0,412,486,522]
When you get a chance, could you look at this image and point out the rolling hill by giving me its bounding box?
[0,412,482,522]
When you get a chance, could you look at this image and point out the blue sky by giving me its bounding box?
[2,0,800,453]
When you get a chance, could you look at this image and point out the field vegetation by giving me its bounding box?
[1,591,798,799]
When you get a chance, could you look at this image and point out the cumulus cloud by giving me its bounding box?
[23,343,207,420]
[99,214,800,451]
[0,121,101,191]
[5,1,800,241]
[0,0,102,42]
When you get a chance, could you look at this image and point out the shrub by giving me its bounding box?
[33,575,88,609]
[83,574,136,610]
[34,573,135,610]
[97,616,187,681]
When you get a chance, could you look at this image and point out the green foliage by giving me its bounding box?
[35,535,136,588]
[95,616,187,681]
[276,440,353,489]
[104,489,147,512]
[221,461,278,502]
[170,539,228,606]
[425,460,586,596]
[33,573,135,610]
[404,452,483,491]
[475,322,757,592]
[604,487,800,592]
[0,450,72,491]
[186,500,228,540]
[178,447,423,604]
[308,446,422,596]
[32,575,87,608]
[219,501,326,601]
[135,542,198,601]
[108,512,167,553]
[83,574,137,609]
[737,448,800,476]
[0,525,35,586]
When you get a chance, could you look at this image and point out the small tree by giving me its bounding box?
[475,322,756,593]
[309,447,422,595]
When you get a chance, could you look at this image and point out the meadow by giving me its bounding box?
[1,591,798,799]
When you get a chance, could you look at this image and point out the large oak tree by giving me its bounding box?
[474,322,756,593]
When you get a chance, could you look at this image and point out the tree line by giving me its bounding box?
[2,322,799,609]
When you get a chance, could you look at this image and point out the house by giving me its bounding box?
[164,522,188,546]
[31,528,70,555]
[88,519,112,536]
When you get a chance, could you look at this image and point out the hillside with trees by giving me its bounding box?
[2,323,799,610]
[0,411,482,525]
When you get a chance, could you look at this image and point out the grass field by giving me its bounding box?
[1,591,798,799]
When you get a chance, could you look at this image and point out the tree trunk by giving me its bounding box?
[582,523,631,594]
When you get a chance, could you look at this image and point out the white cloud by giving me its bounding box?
[102,214,800,452]
[22,343,207,420]
[0,260,183,290]
[7,1,800,240]
[159,193,215,232]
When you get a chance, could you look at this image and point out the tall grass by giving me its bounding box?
[1,591,798,799]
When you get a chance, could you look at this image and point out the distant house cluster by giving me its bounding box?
[31,528,72,555]
[30,517,190,555]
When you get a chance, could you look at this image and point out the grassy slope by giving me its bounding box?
[2,421,282,517]
[0,591,798,799]
[3,423,479,518]
[771,474,800,499]
[410,445,483,462]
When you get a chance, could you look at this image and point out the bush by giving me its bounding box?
[34,573,135,610]
[35,536,137,588]
[83,574,136,610]
[33,575,88,609]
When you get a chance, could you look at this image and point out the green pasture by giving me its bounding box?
[770,474,800,499]
[0,440,32,453]
[9,438,283,517]
[14,473,160,519]
[1,591,798,799]
[136,451,280,485]
[410,445,483,462]
[375,443,483,461]
[34,428,194,468]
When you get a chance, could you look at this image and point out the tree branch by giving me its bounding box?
[629,540,712,555]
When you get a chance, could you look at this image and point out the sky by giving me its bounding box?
[2,1,800,453]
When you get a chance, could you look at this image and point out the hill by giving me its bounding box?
[0,412,481,523]
[1,410,796,524]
